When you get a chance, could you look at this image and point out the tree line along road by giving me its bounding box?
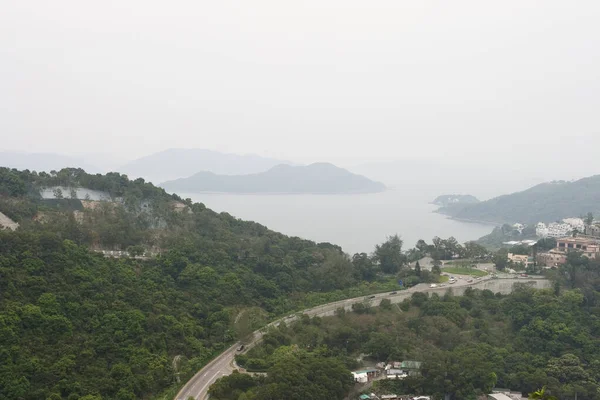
[175,275,550,400]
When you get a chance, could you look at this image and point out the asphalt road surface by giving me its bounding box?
[175,274,547,400]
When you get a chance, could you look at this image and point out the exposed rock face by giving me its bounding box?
[0,211,18,231]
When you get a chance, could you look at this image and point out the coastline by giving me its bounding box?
[433,210,502,227]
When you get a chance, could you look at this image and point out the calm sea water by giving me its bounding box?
[182,187,494,255]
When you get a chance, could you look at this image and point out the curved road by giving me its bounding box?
[175,275,549,400]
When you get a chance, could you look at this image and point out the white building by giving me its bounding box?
[352,372,368,383]
[563,218,585,232]
[536,223,548,238]
[537,218,585,238]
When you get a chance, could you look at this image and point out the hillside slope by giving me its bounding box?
[161,163,386,194]
[0,167,386,399]
[119,148,294,183]
[437,175,600,224]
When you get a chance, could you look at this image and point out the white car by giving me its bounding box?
[430,284,438,288]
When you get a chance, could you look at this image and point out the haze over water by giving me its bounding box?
[183,187,494,255]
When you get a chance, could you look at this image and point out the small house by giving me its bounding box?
[352,368,379,383]
[353,372,368,383]
[400,361,422,376]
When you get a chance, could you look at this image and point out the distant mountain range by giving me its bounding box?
[118,148,295,184]
[436,175,600,225]
[160,163,386,194]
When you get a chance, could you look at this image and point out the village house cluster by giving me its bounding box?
[352,360,527,400]
[352,360,423,384]
[352,361,428,400]
[504,218,600,268]
[537,236,600,267]
[535,218,586,238]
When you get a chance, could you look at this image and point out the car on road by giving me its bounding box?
[520,273,528,277]
[367,295,376,299]
[430,284,438,288]
[389,291,397,295]
[236,345,245,352]
[467,279,473,283]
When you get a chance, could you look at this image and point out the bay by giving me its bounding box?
[181,187,494,255]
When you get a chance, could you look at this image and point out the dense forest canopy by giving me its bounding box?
[215,253,600,400]
[0,167,402,399]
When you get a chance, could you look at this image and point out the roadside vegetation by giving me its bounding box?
[216,255,600,399]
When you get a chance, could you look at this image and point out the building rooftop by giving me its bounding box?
[489,393,515,400]
[353,368,378,374]
[557,236,600,243]
[400,361,422,369]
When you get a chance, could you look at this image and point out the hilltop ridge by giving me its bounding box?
[437,175,600,224]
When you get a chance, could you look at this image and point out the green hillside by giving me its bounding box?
[437,175,600,224]
[0,167,394,400]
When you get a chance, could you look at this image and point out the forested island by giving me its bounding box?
[1,167,599,400]
[160,163,386,194]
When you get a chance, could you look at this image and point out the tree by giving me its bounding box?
[379,298,392,310]
[529,386,558,400]
[585,212,594,227]
[493,250,509,271]
[416,239,429,253]
[431,260,442,275]
[545,354,590,389]
[311,251,357,290]
[415,261,422,277]
[464,241,489,260]
[352,253,377,281]
[365,332,396,360]
[53,187,64,199]
[374,235,406,274]
[536,237,557,251]
[127,245,145,257]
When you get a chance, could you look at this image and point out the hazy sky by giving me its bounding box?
[1,1,599,168]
